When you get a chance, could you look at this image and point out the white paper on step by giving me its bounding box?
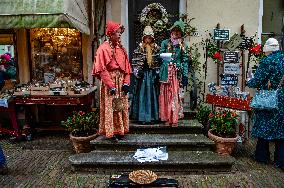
[133,146,168,162]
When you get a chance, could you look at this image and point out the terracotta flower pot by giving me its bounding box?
[69,133,98,153]
[208,129,238,156]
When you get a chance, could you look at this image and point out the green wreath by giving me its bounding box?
[140,3,168,32]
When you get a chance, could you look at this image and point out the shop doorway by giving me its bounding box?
[262,0,284,50]
[128,0,180,59]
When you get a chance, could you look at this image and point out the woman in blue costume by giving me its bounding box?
[247,38,284,170]
[130,26,161,124]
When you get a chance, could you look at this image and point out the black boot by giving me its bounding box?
[254,138,270,164]
[0,164,8,175]
[107,136,118,142]
[115,135,126,141]
[274,139,284,169]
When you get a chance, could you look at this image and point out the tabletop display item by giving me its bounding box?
[49,87,67,96]
[129,170,157,185]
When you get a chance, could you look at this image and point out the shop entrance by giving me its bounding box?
[128,0,180,59]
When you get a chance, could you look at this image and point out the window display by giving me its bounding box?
[0,32,16,82]
[30,28,82,82]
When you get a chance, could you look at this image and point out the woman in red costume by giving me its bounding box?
[92,21,132,140]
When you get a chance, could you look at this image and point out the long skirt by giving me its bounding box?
[159,65,182,126]
[99,70,129,138]
[130,69,159,123]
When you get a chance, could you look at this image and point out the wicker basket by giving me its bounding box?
[129,170,157,185]
[112,97,125,112]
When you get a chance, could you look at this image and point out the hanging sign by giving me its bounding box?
[220,74,238,86]
[224,63,240,74]
[238,36,254,50]
[223,51,239,63]
[213,29,230,40]
[224,33,243,51]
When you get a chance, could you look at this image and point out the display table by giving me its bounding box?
[108,174,178,188]
[206,94,252,111]
[14,87,97,106]
[12,86,97,133]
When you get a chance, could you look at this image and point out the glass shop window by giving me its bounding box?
[0,31,17,83]
[30,28,82,83]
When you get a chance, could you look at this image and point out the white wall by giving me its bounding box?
[187,0,260,96]
[106,0,121,23]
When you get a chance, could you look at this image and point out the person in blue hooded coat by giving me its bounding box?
[247,38,284,170]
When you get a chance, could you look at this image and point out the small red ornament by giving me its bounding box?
[213,51,222,62]
[249,44,262,55]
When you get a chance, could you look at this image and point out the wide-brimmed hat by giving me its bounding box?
[105,20,124,37]
[263,38,279,52]
[142,26,154,40]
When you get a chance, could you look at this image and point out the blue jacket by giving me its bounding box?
[247,50,284,139]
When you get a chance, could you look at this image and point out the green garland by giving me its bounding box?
[140,3,168,32]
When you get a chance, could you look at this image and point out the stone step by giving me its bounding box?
[183,109,198,120]
[129,119,204,134]
[69,150,235,174]
[90,133,214,151]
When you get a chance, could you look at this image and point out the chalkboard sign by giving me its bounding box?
[223,51,239,63]
[224,33,243,51]
[238,36,254,50]
[220,74,238,86]
[213,29,230,40]
[224,63,240,74]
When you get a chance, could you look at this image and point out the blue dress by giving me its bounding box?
[130,43,160,123]
[247,51,284,140]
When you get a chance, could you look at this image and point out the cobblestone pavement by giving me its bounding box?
[0,133,284,188]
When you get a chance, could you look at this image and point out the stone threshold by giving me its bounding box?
[90,134,214,151]
[69,150,235,174]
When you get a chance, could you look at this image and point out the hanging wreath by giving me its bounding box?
[140,3,168,32]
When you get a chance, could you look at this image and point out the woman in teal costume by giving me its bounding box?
[247,38,284,170]
[130,26,161,123]
[159,20,189,126]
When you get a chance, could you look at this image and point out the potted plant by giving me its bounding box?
[61,110,99,153]
[207,109,239,156]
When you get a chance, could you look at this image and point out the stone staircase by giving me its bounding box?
[69,119,235,174]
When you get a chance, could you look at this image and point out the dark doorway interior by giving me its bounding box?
[128,0,180,60]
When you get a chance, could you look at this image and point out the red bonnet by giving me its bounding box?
[106,20,124,37]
